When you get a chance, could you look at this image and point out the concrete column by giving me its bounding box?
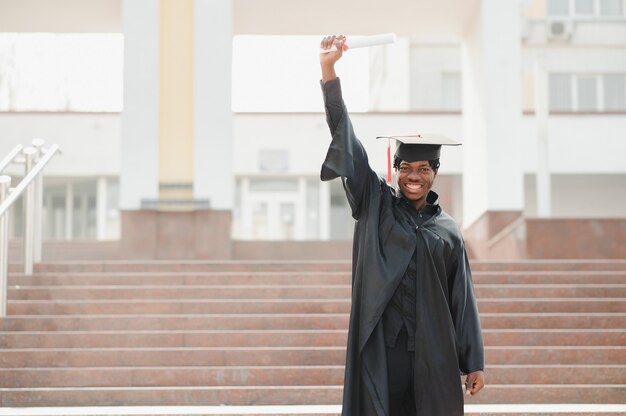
[534,56,551,217]
[193,0,234,209]
[319,181,330,241]
[64,182,73,240]
[240,177,251,239]
[296,177,306,240]
[461,0,524,228]
[96,176,108,240]
[120,0,159,210]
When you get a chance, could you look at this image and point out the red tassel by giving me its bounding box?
[386,139,392,183]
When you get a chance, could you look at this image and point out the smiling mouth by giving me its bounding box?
[404,183,423,191]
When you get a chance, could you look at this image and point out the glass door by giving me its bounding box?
[246,192,302,240]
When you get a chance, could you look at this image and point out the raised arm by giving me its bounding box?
[319,36,379,219]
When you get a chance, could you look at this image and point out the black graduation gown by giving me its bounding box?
[320,79,484,416]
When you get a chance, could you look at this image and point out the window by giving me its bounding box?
[258,149,289,173]
[577,76,598,111]
[0,33,123,112]
[549,73,626,112]
[549,74,573,111]
[547,0,624,16]
[575,0,595,14]
[600,0,623,15]
[409,46,463,111]
[441,72,462,111]
[604,74,626,111]
[330,180,353,240]
[547,0,570,15]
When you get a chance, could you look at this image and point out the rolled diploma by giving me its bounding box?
[320,33,396,53]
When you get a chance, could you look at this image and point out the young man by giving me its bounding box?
[320,35,485,415]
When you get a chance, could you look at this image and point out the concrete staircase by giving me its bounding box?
[1,260,625,415]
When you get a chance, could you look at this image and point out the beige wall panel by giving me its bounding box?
[0,0,121,32]
[525,0,546,20]
[233,0,479,37]
[523,71,535,112]
[159,0,195,189]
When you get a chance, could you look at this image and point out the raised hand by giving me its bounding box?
[320,35,345,83]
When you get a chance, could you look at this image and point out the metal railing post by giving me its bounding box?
[0,175,11,317]
[32,139,45,263]
[22,147,37,276]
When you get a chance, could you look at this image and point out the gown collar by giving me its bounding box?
[395,189,440,215]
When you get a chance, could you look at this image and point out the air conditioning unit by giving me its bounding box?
[546,19,574,41]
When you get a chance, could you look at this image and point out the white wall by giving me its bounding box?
[2,111,624,178]
[521,114,626,173]
[525,19,626,47]
[523,47,626,74]
[234,112,626,176]
[232,113,465,176]
[0,113,120,176]
[525,174,626,218]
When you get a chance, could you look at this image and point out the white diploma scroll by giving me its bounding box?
[320,33,396,53]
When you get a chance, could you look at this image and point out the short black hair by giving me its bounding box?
[393,156,440,172]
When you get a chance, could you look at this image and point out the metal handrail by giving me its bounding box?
[0,142,60,317]
[0,145,23,173]
[0,145,59,217]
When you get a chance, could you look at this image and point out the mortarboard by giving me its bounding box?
[376,134,462,182]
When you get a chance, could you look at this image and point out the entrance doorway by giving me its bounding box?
[247,192,301,240]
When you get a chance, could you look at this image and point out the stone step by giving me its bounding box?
[9,298,626,315]
[0,346,623,367]
[1,313,624,331]
[7,299,355,315]
[464,406,626,416]
[480,313,626,329]
[7,259,626,274]
[1,404,626,416]
[0,347,346,368]
[0,384,624,406]
[469,261,626,272]
[477,285,626,298]
[474,271,626,285]
[468,385,626,404]
[478,299,626,313]
[482,329,626,346]
[1,329,623,348]
[13,262,353,274]
[0,330,347,348]
[8,273,352,286]
[2,314,348,331]
[9,271,626,286]
[8,284,626,300]
[0,366,344,388]
[1,364,624,388]
[3,260,625,410]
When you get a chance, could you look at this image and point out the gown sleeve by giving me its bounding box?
[320,78,378,219]
[448,241,485,374]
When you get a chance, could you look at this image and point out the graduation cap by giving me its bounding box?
[376,134,461,182]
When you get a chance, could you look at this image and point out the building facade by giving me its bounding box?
[0,0,625,246]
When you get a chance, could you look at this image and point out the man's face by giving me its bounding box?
[397,160,437,204]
